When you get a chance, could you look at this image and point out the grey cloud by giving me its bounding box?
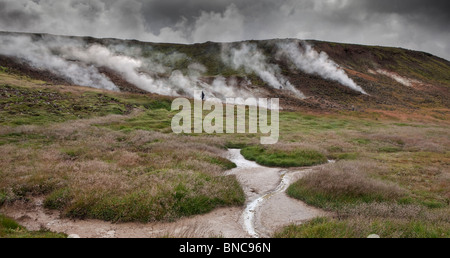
[0,0,449,60]
[141,0,229,33]
[0,1,41,29]
[363,0,450,17]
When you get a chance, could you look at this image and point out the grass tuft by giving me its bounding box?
[44,188,73,210]
[0,192,6,206]
[241,146,327,167]
[206,156,237,170]
[287,161,405,210]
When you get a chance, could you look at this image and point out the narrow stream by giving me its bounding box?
[227,149,331,238]
[243,170,291,238]
[227,149,293,238]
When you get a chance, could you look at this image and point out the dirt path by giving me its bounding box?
[0,149,328,238]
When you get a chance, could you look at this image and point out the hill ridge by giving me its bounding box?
[0,31,449,112]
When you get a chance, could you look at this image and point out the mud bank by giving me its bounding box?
[0,149,329,238]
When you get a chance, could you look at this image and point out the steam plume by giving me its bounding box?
[0,34,119,91]
[278,41,367,94]
[0,34,255,100]
[222,43,306,99]
[0,34,366,101]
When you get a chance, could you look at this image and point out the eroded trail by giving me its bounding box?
[0,149,328,238]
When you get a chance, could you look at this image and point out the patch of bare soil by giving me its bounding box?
[0,198,246,238]
[344,68,378,82]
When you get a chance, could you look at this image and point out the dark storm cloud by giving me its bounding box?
[0,0,449,60]
[0,1,41,28]
[362,0,450,30]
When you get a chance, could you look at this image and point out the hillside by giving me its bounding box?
[0,31,449,116]
[0,32,449,238]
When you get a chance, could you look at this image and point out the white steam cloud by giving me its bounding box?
[374,69,420,87]
[278,41,367,94]
[69,44,255,99]
[64,44,181,96]
[0,34,367,102]
[0,34,255,100]
[0,35,119,91]
[222,43,306,99]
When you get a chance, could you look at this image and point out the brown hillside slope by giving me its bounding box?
[0,32,448,116]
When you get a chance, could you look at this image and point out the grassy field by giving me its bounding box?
[275,116,450,238]
[0,72,245,223]
[0,69,449,237]
[0,114,245,222]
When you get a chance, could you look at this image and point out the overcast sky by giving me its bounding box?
[0,0,449,60]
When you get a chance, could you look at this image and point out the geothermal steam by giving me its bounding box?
[374,69,418,87]
[0,35,119,91]
[0,34,366,100]
[278,41,367,94]
[0,34,255,101]
[222,43,306,98]
[64,44,181,96]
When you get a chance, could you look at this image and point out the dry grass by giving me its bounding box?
[287,160,405,210]
[338,203,450,224]
[274,216,450,238]
[280,120,450,238]
[365,126,450,153]
[0,116,244,222]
